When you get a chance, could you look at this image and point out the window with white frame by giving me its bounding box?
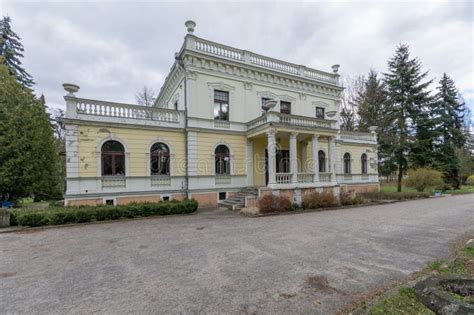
[213,90,229,121]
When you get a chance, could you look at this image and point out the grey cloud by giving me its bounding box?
[3,1,473,114]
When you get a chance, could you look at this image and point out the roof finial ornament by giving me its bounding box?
[331,64,340,74]
[185,20,196,34]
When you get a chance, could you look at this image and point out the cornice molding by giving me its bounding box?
[182,53,342,100]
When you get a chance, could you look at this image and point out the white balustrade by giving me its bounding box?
[247,115,268,130]
[250,55,299,75]
[151,175,171,187]
[279,113,334,129]
[195,38,243,61]
[276,173,291,184]
[297,173,314,184]
[319,173,332,182]
[215,175,232,185]
[75,98,182,123]
[189,37,338,85]
[340,131,376,142]
[102,177,126,189]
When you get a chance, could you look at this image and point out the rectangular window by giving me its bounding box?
[218,192,227,200]
[316,107,325,119]
[214,90,229,121]
[280,101,291,114]
[105,199,115,206]
[173,100,178,110]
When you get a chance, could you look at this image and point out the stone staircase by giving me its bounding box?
[219,188,259,211]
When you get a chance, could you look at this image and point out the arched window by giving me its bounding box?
[318,150,326,172]
[361,153,368,174]
[215,145,230,175]
[150,142,170,175]
[101,140,125,176]
[343,153,351,174]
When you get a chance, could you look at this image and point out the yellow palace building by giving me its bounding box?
[63,21,379,209]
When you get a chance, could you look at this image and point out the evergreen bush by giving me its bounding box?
[10,199,198,227]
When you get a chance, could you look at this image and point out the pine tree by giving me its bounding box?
[431,74,467,188]
[384,44,432,192]
[0,16,34,88]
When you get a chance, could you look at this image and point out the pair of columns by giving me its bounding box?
[267,130,336,186]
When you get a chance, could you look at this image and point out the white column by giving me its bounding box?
[312,134,319,183]
[328,136,336,181]
[246,139,253,186]
[301,142,307,172]
[267,130,277,186]
[290,132,298,184]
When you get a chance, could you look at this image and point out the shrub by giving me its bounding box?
[340,191,364,206]
[256,194,292,214]
[404,168,444,192]
[302,191,339,209]
[466,175,474,186]
[9,199,199,227]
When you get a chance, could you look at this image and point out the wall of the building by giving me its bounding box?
[338,142,377,174]
[195,131,247,176]
[192,72,338,123]
[76,125,186,177]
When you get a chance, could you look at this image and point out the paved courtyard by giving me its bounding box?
[1,194,473,314]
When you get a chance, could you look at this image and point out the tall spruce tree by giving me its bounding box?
[432,74,467,188]
[0,16,34,88]
[384,44,432,192]
[354,70,396,179]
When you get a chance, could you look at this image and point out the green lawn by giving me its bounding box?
[366,243,474,314]
[380,183,474,194]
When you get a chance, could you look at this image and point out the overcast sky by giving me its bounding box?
[2,0,473,119]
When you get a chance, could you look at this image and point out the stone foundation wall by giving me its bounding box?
[189,192,218,208]
[341,183,379,194]
[67,198,102,207]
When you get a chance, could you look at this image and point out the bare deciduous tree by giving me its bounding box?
[340,74,366,130]
[135,85,156,106]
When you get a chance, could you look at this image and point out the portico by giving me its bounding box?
[247,126,338,189]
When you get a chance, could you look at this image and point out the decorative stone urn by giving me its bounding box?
[62,83,80,96]
[262,99,278,112]
[185,20,196,34]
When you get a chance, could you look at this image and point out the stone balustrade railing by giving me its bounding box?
[67,97,184,125]
[278,113,335,129]
[297,173,314,184]
[340,130,376,142]
[319,173,332,182]
[188,36,339,85]
[276,173,292,184]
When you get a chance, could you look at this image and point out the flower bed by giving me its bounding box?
[10,199,199,227]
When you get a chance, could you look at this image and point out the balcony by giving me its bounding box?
[247,111,337,132]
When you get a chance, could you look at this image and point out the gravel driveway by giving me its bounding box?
[1,194,473,314]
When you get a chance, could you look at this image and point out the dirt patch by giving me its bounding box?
[0,272,17,278]
[305,275,347,296]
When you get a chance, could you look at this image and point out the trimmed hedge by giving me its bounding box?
[10,199,199,227]
[359,192,430,201]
